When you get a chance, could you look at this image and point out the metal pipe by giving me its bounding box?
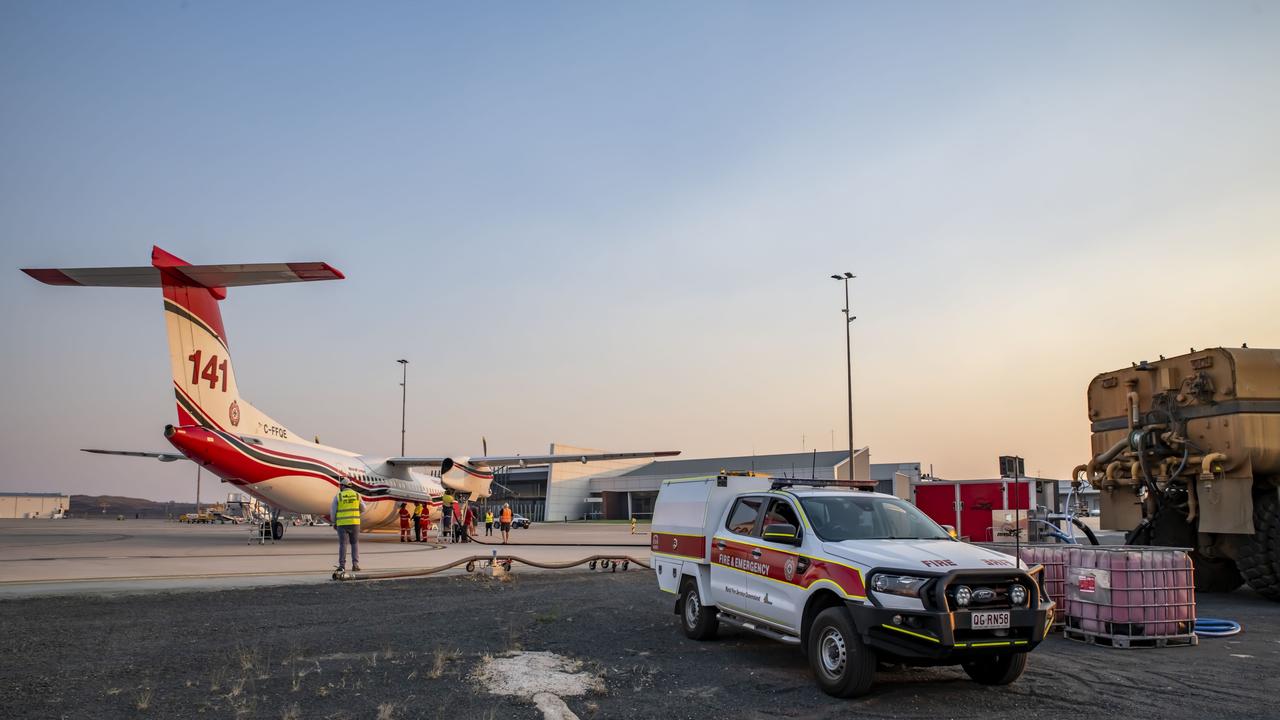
[1201,453,1228,478]
[1127,390,1140,430]
[1088,437,1131,483]
[1070,464,1089,492]
[1186,477,1199,524]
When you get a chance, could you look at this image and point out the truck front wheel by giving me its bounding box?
[962,652,1028,685]
[680,580,718,640]
[808,607,876,698]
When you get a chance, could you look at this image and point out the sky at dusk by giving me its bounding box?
[2,2,1278,501]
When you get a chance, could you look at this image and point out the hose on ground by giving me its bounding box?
[1194,618,1241,637]
[341,554,651,581]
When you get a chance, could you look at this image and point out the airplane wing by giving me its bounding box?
[82,449,188,463]
[383,457,448,467]
[386,451,680,468]
[22,261,343,288]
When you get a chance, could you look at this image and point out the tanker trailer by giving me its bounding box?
[1073,347,1280,597]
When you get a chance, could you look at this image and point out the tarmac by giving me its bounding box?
[2,518,1278,719]
[0,518,649,597]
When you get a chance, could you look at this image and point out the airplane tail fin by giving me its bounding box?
[23,246,343,440]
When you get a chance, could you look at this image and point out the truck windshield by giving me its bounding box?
[799,495,952,542]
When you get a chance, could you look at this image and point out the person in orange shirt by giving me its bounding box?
[397,502,411,543]
[500,503,513,544]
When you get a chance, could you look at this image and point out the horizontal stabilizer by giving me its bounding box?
[82,449,188,463]
[23,260,343,289]
[387,450,680,468]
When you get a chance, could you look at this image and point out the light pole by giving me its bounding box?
[830,272,856,482]
[397,359,409,456]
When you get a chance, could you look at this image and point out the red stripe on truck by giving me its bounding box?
[650,532,705,560]
[715,537,866,599]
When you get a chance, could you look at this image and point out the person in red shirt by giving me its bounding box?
[397,502,411,543]
[419,506,431,542]
[451,499,463,543]
[462,502,476,543]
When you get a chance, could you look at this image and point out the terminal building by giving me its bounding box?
[484,444,921,522]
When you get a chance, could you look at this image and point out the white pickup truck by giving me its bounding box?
[650,474,1054,697]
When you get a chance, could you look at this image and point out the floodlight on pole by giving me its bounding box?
[830,272,857,483]
[397,359,409,456]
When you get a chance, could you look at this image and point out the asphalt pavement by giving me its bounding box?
[1,568,1276,719]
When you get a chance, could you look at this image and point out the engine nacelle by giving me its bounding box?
[439,457,494,498]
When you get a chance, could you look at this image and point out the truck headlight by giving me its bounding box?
[1010,584,1028,606]
[954,585,972,607]
[871,573,929,598]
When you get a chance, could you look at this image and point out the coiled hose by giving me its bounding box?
[339,553,650,581]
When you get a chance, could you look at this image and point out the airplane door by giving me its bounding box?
[710,496,765,616]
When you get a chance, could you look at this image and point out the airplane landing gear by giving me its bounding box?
[271,508,284,541]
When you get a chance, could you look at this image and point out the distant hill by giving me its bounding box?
[70,494,197,518]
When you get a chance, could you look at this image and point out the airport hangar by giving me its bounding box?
[484,445,922,522]
[0,492,70,519]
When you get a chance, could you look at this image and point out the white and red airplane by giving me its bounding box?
[22,247,679,538]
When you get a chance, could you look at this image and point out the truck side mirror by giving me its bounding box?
[763,523,801,546]
[942,524,958,539]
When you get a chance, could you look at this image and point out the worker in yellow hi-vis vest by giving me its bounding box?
[329,477,367,572]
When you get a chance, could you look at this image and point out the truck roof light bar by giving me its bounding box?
[765,478,878,491]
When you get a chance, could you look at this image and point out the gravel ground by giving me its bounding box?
[1,570,1277,719]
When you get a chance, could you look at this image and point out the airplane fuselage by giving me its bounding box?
[166,424,444,529]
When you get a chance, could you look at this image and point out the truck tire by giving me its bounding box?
[1238,490,1280,601]
[680,580,718,640]
[962,652,1028,685]
[808,607,876,698]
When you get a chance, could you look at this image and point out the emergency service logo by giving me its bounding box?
[651,535,659,550]
[783,556,797,581]
[229,400,241,427]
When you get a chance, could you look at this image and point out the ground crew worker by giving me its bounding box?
[500,503,513,544]
[411,502,423,542]
[630,516,637,534]
[462,501,475,543]
[452,497,464,543]
[397,502,411,542]
[485,509,494,536]
[418,504,430,542]
[441,491,454,542]
[330,478,366,572]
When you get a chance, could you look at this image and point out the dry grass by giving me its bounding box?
[281,702,301,720]
[504,626,523,653]
[236,644,261,672]
[375,701,397,720]
[134,688,153,711]
[427,647,461,679]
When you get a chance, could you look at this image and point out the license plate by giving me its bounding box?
[970,611,1010,629]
